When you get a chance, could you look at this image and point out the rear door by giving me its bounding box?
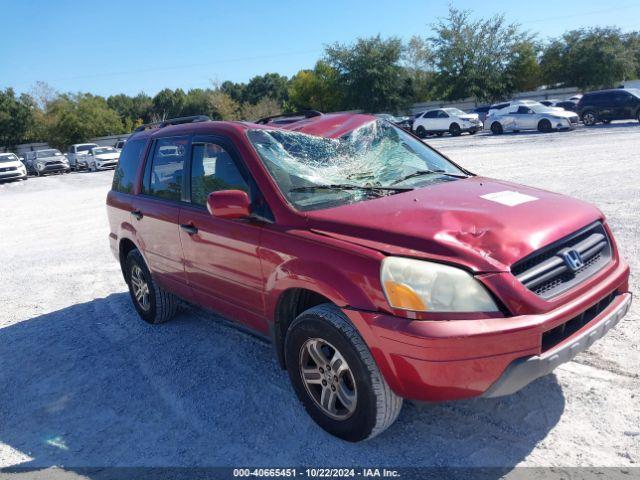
[178,135,267,333]
[130,135,190,296]
[435,110,450,130]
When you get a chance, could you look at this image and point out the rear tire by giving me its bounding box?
[415,126,427,138]
[124,249,177,324]
[490,122,503,134]
[449,123,461,136]
[285,304,402,442]
[582,110,598,126]
[538,119,552,133]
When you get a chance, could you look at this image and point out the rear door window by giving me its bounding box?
[112,139,147,194]
[143,136,189,201]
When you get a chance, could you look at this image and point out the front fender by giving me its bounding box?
[264,257,380,320]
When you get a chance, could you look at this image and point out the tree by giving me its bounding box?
[243,73,289,105]
[325,35,408,113]
[504,41,542,92]
[402,36,435,102]
[220,80,246,104]
[288,61,344,112]
[45,94,124,149]
[240,97,281,121]
[151,88,186,120]
[429,7,534,102]
[0,89,36,149]
[624,32,640,79]
[540,27,637,89]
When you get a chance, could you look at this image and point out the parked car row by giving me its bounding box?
[1,140,123,182]
[406,87,640,138]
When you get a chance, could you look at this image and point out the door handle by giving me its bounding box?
[131,210,143,220]
[180,223,198,235]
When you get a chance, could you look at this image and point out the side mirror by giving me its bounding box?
[207,190,251,219]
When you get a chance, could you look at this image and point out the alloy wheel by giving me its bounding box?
[130,264,150,311]
[583,112,596,126]
[299,338,357,420]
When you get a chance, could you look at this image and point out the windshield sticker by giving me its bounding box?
[481,190,538,207]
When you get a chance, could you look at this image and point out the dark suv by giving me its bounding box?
[577,88,640,125]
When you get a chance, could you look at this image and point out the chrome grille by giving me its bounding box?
[511,222,612,299]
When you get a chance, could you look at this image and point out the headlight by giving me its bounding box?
[36,162,45,170]
[380,257,499,312]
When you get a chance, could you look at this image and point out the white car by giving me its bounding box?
[484,102,580,134]
[86,146,120,171]
[412,108,482,137]
[0,152,28,182]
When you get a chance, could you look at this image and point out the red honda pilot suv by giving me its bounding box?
[107,112,631,441]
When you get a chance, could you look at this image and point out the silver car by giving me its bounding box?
[67,143,98,170]
[485,102,580,134]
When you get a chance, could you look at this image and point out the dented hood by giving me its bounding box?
[305,177,603,273]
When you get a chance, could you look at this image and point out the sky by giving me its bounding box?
[1,0,639,98]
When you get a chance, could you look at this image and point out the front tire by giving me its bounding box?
[125,249,177,324]
[490,122,503,134]
[415,126,427,138]
[285,304,402,442]
[538,119,552,132]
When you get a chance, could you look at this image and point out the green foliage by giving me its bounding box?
[541,27,638,89]
[45,93,125,149]
[325,35,409,113]
[151,88,186,120]
[430,7,535,102]
[288,61,344,111]
[0,88,36,149]
[504,41,542,92]
[243,73,289,105]
[240,97,282,121]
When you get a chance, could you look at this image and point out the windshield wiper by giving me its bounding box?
[390,169,467,185]
[289,184,413,194]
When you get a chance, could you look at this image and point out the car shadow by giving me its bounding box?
[0,293,565,474]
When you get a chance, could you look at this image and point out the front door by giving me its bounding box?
[179,136,267,333]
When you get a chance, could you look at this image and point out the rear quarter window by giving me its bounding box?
[112,138,147,194]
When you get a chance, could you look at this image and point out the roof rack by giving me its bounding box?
[255,110,323,125]
[134,115,211,132]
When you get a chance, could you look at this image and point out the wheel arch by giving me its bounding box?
[118,237,142,282]
[272,287,334,368]
[267,257,379,369]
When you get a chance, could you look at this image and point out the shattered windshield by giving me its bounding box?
[248,120,467,211]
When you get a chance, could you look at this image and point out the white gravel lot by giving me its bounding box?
[0,123,638,471]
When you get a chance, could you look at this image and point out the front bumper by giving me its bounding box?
[482,293,631,397]
[342,260,630,402]
[0,170,27,181]
[96,161,117,170]
[39,164,68,174]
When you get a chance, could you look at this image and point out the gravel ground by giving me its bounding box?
[0,123,638,471]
